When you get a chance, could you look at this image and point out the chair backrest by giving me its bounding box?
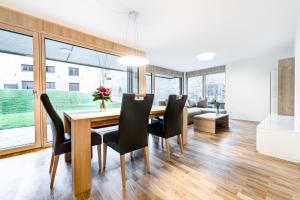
[164,95,187,138]
[40,93,65,154]
[118,93,154,154]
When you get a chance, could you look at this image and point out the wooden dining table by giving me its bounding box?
[63,106,187,195]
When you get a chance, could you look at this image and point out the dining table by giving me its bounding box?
[63,106,187,195]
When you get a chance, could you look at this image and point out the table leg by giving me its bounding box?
[71,119,91,195]
[64,116,71,162]
[177,107,188,145]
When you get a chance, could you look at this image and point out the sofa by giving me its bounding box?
[159,99,227,124]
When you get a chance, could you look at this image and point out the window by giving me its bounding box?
[69,67,79,76]
[44,38,138,142]
[146,73,152,94]
[188,76,203,101]
[154,74,182,105]
[4,84,18,89]
[46,82,55,89]
[69,83,79,91]
[21,81,33,89]
[205,73,225,102]
[21,64,33,72]
[106,70,127,102]
[46,66,55,73]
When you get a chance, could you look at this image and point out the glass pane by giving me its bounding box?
[132,68,139,93]
[205,73,226,103]
[45,39,129,142]
[154,74,181,105]
[0,29,35,150]
[146,73,152,94]
[188,76,203,101]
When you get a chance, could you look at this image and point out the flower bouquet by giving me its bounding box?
[92,86,112,111]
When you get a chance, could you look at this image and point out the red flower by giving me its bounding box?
[98,87,106,93]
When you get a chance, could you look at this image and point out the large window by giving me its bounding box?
[45,39,138,141]
[154,74,181,105]
[188,76,203,101]
[205,72,225,102]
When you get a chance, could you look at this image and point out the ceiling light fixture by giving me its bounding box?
[197,52,216,61]
[118,11,149,67]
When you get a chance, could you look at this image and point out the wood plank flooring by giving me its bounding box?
[1,120,300,200]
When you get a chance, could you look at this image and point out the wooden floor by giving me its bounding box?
[1,120,300,200]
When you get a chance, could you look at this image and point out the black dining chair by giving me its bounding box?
[102,93,154,188]
[147,95,187,161]
[40,93,103,188]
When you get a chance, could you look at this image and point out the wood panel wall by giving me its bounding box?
[278,57,295,116]
[0,6,144,57]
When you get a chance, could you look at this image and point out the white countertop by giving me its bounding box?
[257,114,300,134]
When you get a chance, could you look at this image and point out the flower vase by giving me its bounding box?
[100,100,106,112]
[216,105,220,115]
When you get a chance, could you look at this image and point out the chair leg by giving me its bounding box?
[120,154,126,188]
[103,144,107,170]
[97,144,102,172]
[161,138,164,149]
[143,147,150,173]
[130,152,133,159]
[165,139,170,161]
[178,134,183,154]
[50,155,59,189]
[49,153,54,174]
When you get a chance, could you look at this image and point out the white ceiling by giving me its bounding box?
[1,0,299,72]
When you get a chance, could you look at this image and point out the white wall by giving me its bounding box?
[294,14,300,127]
[226,47,293,122]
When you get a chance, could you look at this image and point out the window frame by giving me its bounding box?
[46,65,55,73]
[46,82,55,89]
[69,82,80,91]
[21,64,33,72]
[68,67,79,76]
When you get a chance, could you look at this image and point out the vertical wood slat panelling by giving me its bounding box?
[278,57,295,116]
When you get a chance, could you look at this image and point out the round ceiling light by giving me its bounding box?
[197,52,216,61]
[118,55,149,67]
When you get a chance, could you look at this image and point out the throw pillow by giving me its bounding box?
[188,99,197,107]
[198,99,207,108]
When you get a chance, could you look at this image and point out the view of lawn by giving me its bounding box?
[0,89,121,130]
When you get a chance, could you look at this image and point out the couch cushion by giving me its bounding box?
[188,107,202,115]
[200,108,227,114]
[197,99,207,108]
[188,99,197,107]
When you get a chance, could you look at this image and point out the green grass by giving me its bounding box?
[0,89,121,130]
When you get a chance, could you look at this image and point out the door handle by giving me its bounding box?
[33,90,38,96]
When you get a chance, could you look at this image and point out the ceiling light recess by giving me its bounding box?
[197,52,216,61]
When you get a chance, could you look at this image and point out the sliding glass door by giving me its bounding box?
[0,28,41,155]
